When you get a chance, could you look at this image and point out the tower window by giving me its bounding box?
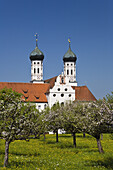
[34,68,36,74]
[67,64,69,66]
[69,94,71,97]
[37,62,39,64]
[71,64,73,66]
[67,70,69,75]
[58,88,60,91]
[71,70,73,75]
[34,62,36,64]
[37,68,39,73]
[65,88,67,91]
[53,94,56,97]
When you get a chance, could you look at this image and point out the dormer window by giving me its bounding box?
[35,96,39,99]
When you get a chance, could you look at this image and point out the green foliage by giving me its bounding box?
[106,92,113,104]
[62,102,83,133]
[0,134,113,169]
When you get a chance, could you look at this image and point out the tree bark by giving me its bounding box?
[56,130,58,143]
[73,132,76,148]
[4,141,9,167]
[96,137,104,153]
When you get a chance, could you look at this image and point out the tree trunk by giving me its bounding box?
[83,132,86,138]
[73,132,76,148]
[56,130,58,143]
[44,132,46,141]
[4,141,9,167]
[96,137,104,153]
[101,133,103,140]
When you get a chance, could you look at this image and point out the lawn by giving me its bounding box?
[0,134,113,169]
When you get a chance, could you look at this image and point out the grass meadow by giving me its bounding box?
[0,134,113,170]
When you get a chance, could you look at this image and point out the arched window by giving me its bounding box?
[34,68,36,74]
[37,68,39,73]
[67,70,69,75]
[71,70,73,75]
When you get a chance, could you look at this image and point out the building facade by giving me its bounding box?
[0,38,96,110]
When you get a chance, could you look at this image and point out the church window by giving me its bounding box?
[34,68,36,73]
[71,64,73,66]
[61,77,64,83]
[44,104,46,109]
[58,88,60,91]
[67,70,69,75]
[53,94,56,97]
[37,62,39,64]
[38,105,41,110]
[65,88,67,91]
[37,68,39,73]
[69,94,71,97]
[61,93,64,97]
[67,64,69,66]
[34,62,36,64]
[71,70,73,75]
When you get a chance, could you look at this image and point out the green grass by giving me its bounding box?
[0,134,113,169]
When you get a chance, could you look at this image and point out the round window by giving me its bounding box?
[61,93,64,97]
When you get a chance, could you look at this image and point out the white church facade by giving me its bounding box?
[0,36,96,110]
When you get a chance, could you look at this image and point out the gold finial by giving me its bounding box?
[68,38,71,43]
[68,38,71,48]
[35,33,38,47]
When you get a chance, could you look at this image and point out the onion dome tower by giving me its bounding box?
[30,34,44,83]
[63,39,77,84]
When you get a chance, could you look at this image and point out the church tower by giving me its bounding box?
[63,39,77,86]
[30,34,44,83]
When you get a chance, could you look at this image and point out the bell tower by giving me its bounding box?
[30,34,44,83]
[63,39,77,86]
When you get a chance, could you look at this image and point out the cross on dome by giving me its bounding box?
[35,33,39,47]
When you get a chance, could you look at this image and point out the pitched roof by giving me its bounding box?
[72,86,96,101]
[44,76,57,89]
[0,82,50,103]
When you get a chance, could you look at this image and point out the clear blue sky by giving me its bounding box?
[0,0,113,99]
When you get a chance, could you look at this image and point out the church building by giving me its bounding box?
[0,35,96,110]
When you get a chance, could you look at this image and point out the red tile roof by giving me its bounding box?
[72,86,96,101]
[0,82,50,103]
[44,76,57,89]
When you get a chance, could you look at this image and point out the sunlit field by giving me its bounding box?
[0,134,113,169]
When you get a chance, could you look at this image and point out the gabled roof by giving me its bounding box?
[44,76,57,89]
[0,82,50,103]
[72,86,96,101]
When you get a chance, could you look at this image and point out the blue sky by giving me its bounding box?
[0,0,113,99]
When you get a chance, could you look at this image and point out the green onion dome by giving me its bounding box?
[63,45,77,62]
[30,46,44,61]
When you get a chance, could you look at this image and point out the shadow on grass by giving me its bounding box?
[7,160,37,169]
[9,152,40,157]
[90,157,113,169]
